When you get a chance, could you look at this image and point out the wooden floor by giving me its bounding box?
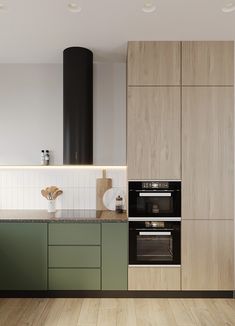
[0,298,234,326]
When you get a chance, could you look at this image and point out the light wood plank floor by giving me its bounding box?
[0,298,234,326]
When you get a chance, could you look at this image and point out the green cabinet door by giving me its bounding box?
[0,223,47,290]
[102,222,128,290]
[49,246,101,268]
[49,223,100,245]
[49,269,100,290]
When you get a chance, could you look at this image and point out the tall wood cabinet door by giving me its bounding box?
[182,220,234,290]
[182,41,234,86]
[128,41,181,86]
[128,87,181,180]
[182,87,234,220]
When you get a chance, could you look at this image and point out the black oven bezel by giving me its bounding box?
[128,181,181,218]
[129,221,181,265]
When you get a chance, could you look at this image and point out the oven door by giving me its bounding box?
[129,224,181,265]
[129,190,180,218]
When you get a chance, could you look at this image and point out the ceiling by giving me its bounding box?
[0,0,234,63]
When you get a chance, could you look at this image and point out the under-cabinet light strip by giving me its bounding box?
[0,165,127,170]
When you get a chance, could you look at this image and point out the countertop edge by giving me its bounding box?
[0,219,128,223]
[0,210,128,223]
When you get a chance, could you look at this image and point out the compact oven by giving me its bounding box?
[128,181,181,265]
[128,181,181,220]
[129,220,180,265]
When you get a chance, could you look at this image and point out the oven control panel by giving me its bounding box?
[142,181,169,189]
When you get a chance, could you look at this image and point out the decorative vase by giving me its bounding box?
[48,199,56,213]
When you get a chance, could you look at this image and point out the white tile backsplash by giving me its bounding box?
[0,167,127,210]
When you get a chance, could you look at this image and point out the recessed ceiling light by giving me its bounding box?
[142,1,156,13]
[222,1,235,13]
[67,2,82,13]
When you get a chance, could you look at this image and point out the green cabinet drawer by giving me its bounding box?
[49,269,100,290]
[49,246,100,268]
[49,223,100,245]
[102,222,128,290]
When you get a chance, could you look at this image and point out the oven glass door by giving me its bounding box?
[129,222,181,265]
[129,190,180,217]
[137,231,173,262]
[138,192,173,215]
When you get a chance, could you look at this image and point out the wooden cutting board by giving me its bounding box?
[96,169,112,210]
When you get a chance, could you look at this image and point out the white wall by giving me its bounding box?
[93,63,126,165]
[0,63,126,165]
[0,64,63,165]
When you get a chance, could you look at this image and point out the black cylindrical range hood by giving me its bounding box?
[63,47,93,164]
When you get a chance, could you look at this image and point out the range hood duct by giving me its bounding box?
[63,47,93,164]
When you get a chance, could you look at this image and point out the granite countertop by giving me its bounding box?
[0,209,127,223]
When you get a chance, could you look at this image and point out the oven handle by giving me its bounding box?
[139,232,171,236]
[139,193,171,197]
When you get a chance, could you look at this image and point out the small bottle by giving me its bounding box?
[45,150,50,165]
[41,150,45,165]
[115,195,123,213]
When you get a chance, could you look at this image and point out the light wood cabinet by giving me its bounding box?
[128,267,181,290]
[128,87,181,180]
[128,41,181,86]
[182,220,234,290]
[182,87,234,220]
[182,41,234,86]
[127,41,234,292]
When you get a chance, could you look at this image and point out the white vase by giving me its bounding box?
[48,199,56,213]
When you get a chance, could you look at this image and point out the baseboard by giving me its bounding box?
[0,290,233,298]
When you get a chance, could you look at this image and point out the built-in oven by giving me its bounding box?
[129,220,180,265]
[128,181,181,220]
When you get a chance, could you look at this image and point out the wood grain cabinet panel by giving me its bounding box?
[182,87,234,220]
[128,87,181,180]
[128,41,181,86]
[128,267,181,290]
[182,220,234,290]
[182,41,234,85]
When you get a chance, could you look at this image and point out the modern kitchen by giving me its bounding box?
[0,1,234,325]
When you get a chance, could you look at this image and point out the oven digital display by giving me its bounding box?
[142,182,169,189]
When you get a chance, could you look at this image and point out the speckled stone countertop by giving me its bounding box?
[0,210,127,223]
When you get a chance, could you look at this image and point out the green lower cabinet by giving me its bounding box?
[102,222,128,290]
[49,246,100,268]
[0,221,128,291]
[0,223,47,290]
[49,223,100,245]
[49,269,100,290]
